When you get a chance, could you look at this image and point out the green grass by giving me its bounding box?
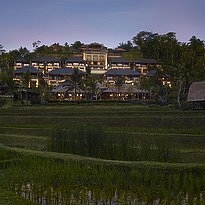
[0,105,204,163]
[0,188,37,205]
[0,144,205,204]
[1,144,205,170]
[0,105,204,203]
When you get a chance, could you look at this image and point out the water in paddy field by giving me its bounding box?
[11,164,205,205]
[17,185,205,205]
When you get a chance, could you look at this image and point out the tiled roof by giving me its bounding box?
[115,48,127,52]
[134,58,157,64]
[14,66,41,74]
[103,84,149,93]
[48,68,85,75]
[146,70,157,77]
[109,57,129,64]
[51,80,85,93]
[105,69,141,76]
[31,56,61,63]
[65,57,85,63]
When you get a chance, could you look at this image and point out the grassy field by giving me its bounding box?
[0,105,204,162]
[0,104,204,204]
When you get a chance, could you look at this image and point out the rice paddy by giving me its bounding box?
[0,104,204,204]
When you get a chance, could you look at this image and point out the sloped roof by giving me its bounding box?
[146,70,157,77]
[14,66,41,74]
[103,84,148,94]
[134,58,157,64]
[51,80,85,93]
[115,48,127,52]
[105,69,141,76]
[65,57,85,63]
[109,57,129,64]
[48,68,85,75]
[187,81,205,102]
[31,56,61,63]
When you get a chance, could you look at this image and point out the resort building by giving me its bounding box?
[104,68,141,85]
[47,68,85,86]
[82,43,108,74]
[65,57,86,72]
[134,58,158,75]
[108,57,130,69]
[13,66,42,88]
[14,58,30,69]
[51,79,85,101]
[31,56,61,74]
[187,81,205,109]
[101,84,149,100]
[146,70,172,88]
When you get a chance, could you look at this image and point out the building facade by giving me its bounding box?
[31,56,61,74]
[65,57,86,72]
[82,43,108,74]
[13,66,42,88]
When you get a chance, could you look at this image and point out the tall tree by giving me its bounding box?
[71,41,84,51]
[21,71,31,104]
[70,68,83,101]
[84,76,99,100]
[115,76,125,102]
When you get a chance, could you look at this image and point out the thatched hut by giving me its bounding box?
[187,81,205,109]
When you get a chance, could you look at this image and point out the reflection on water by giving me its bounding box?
[1,155,205,205]
[16,182,205,205]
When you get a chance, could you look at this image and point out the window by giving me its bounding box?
[100,55,104,61]
[93,55,98,61]
[87,55,92,60]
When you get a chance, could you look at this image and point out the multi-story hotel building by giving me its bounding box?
[133,58,158,75]
[14,58,30,69]
[108,57,130,69]
[65,57,86,72]
[82,43,108,74]
[31,56,61,74]
[13,66,42,88]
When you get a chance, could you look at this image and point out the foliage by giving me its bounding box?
[0,145,204,204]
[1,31,205,106]
[70,68,84,101]
[71,40,84,51]
[84,76,99,100]
[0,105,204,203]
[49,123,180,162]
[118,40,133,51]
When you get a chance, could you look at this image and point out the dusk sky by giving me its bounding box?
[1,0,205,51]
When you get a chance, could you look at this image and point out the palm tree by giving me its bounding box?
[21,71,31,104]
[70,68,83,101]
[139,76,151,100]
[84,76,98,100]
[115,76,125,102]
